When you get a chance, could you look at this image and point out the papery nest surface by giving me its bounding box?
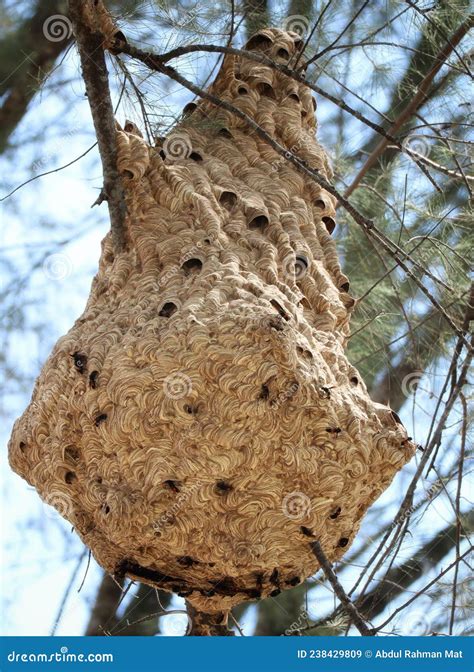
[9,27,414,612]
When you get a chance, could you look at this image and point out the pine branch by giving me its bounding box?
[358,511,474,623]
[344,13,474,198]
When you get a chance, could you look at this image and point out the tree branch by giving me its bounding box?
[0,0,73,153]
[68,0,126,251]
[310,541,374,636]
[358,510,474,623]
[186,603,235,636]
[343,14,474,198]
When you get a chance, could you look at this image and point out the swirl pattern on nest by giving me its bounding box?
[9,27,415,612]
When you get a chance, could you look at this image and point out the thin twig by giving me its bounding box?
[310,541,374,636]
[343,14,474,198]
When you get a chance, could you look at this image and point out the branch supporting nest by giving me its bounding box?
[186,603,235,636]
[310,541,374,636]
[68,0,127,251]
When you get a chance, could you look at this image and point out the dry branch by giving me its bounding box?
[68,0,126,251]
[310,540,374,636]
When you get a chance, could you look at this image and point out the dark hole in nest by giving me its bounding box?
[297,346,313,360]
[288,93,300,102]
[269,568,279,585]
[391,410,403,425]
[301,109,308,118]
[104,504,110,514]
[19,441,26,452]
[314,199,325,210]
[237,85,249,95]
[218,127,232,139]
[277,47,290,59]
[159,302,178,318]
[245,33,273,51]
[159,149,166,160]
[323,216,336,234]
[267,315,285,331]
[64,446,80,463]
[286,576,300,586]
[95,413,107,426]
[294,36,304,51]
[323,217,336,235]
[312,97,317,110]
[259,383,270,400]
[219,191,237,209]
[248,214,268,230]
[319,386,331,399]
[325,427,341,434]
[184,404,198,415]
[338,537,349,547]
[183,101,197,116]
[181,258,203,275]
[329,506,341,519]
[256,82,276,99]
[254,572,264,588]
[189,151,202,162]
[72,351,87,374]
[350,376,359,386]
[177,555,196,567]
[300,526,314,537]
[65,471,77,484]
[270,299,290,321]
[270,588,281,597]
[340,281,350,292]
[89,370,99,389]
[215,480,232,494]
[295,254,309,278]
[164,479,181,493]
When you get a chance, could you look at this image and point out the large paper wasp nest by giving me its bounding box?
[9,28,414,613]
